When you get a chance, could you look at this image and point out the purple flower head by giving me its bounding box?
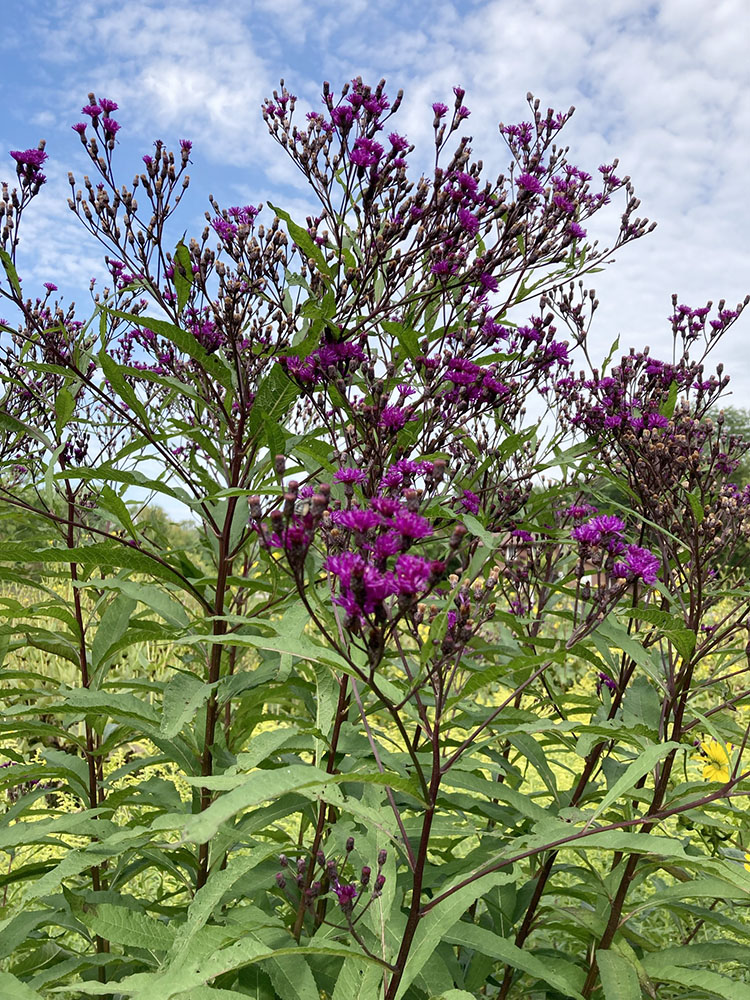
[517,172,545,196]
[553,194,575,213]
[389,132,409,152]
[325,551,365,585]
[350,136,384,169]
[446,358,481,385]
[511,529,534,543]
[457,106,471,119]
[597,672,617,696]
[333,882,358,910]
[458,207,480,234]
[371,496,400,517]
[539,340,570,368]
[81,104,102,117]
[99,98,119,114]
[394,554,433,595]
[479,273,499,294]
[568,222,587,240]
[590,515,625,536]
[371,530,400,561]
[72,122,87,135]
[227,204,259,226]
[334,467,367,485]
[212,217,238,241]
[331,104,356,129]
[10,148,47,169]
[461,490,480,515]
[43,282,57,292]
[571,522,601,546]
[379,405,409,431]
[562,503,598,520]
[334,509,382,533]
[363,93,390,116]
[432,102,449,118]
[393,511,433,540]
[101,117,120,135]
[453,85,465,101]
[613,545,661,586]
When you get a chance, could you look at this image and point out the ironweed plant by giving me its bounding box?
[1,78,750,1000]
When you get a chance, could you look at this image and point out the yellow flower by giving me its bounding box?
[697,738,732,783]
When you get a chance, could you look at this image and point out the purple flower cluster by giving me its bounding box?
[571,515,660,586]
[441,357,509,407]
[571,514,626,553]
[324,499,443,623]
[9,147,47,188]
[613,544,661,586]
[281,339,366,384]
[350,136,384,169]
[556,350,711,437]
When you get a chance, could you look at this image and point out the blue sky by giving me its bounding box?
[2,0,749,396]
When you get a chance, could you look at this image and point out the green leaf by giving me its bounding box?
[394,872,515,999]
[174,241,193,312]
[461,514,498,551]
[686,489,704,524]
[54,386,75,438]
[62,688,160,728]
[332,960,381,1000]
[161,673,212,738]
[0,248,22,297]
[247,364,300,446]
[179,765,329,843]
[597,950,641,1000]
[263,947,319,1000]
[89,578,189,628]
[75,901,175,952]
[269,202,331,279]
[381,319,420,360]
[169,847,279,961]
[0,541,191,594]
[0,911,53,961]
[584,742,682,827]
[443,924,584,1000]
[647,964,750,999]
[0,971,45,1000]
[659,379,678,418]
[97,484,139,536]
[641,941,750,970]
[99,349,152,427]
[104,308,233,390]
[620,676,662,733]
[91,593,137,670]
[0,408,50,446]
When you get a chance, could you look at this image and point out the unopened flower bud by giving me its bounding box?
[377,849,387,867]
[360,865,371,885]
[346,836,355,852]
[450,524,467,550]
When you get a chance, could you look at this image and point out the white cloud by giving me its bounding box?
[3,0,749,396]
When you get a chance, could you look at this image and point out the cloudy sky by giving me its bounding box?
[2,0,749,397]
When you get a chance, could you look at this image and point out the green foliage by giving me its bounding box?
[1,78,750,1000]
